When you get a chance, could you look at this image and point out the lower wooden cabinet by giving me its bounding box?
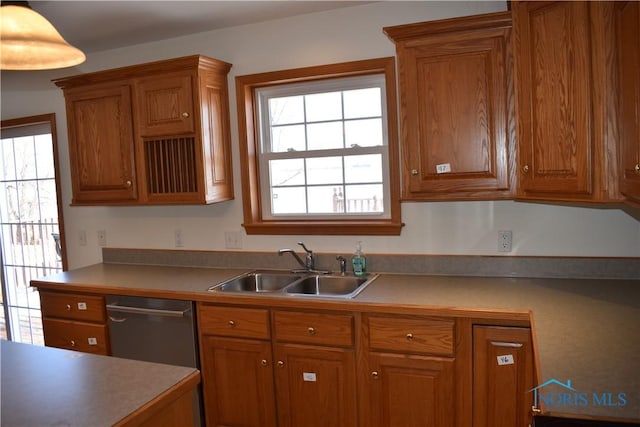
[361,314,457,427]
[197,303,535,427]
[473,325,534,427]
[200,336,276,427]
[274,344,357,427]
[40,290,110,355]
[365,352,455,427]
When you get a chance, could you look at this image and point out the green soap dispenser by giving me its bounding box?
[351,241,366,276]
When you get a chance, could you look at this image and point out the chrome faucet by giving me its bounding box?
[278,242,329,274]
[336,255,347,275]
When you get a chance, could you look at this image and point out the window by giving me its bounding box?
[236,57,402,235]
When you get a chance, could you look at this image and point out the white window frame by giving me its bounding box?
[255,74,391,220]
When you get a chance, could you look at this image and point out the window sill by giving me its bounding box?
[242,220,404,236]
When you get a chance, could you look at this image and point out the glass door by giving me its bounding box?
[0,113,66,344]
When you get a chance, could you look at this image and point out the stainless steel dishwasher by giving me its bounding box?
[106,295,202,426]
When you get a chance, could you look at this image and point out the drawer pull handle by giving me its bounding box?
[522,164,530,173]
[635,164,640,174]
[411,169,418,176]
[371,371,379,379]
[228,320,235,327]
[66,304,71,311]
[261,359,268,366]
[406,333,414,341]
[182,112,190,118]
[70,340,76,347]
[277,360,285,368]
[491,341,523,348]
[307,327,315,335]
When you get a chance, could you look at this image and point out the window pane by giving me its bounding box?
[306,156,343,185]
[1,138,17,181]
[345,154,382,184]
[344,88,381,119]
[272,186,306,214]
[14,136,37,180]
[270,124,305,152]
[270,159,305,186]
[37,180,59,219]
[307,185,340,213]
[34,134,55,179]
[305,92,342,122]
[307,121,344,150]
[345,118,383,147]
[16,181,39,221]
[344,184,384,213]
[270,96,304,125]
[1,183,20,221]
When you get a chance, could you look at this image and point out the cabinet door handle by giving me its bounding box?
[125,180,132,188]
[371,371,379,379]
[522,165,530,173]
[66,304,71,311]
[491,341,523,348]
[635,164,640,174]
[277,360,285,368]
[70,340,76,347]
[182,112,190,118]
[307,326,315,335]
[411,169,418,176]
[261,359,268,366]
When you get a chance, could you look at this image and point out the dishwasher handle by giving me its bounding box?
[106,303,191,318]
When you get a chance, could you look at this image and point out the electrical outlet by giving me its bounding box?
[224,231,243,249]
[498,230,512,253]
[97,230,107,247]
[174,229,184,248]
[79,230,87,246]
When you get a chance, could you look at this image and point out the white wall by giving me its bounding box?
[2,2,639,269]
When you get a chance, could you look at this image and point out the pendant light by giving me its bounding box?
[0,1,85,70]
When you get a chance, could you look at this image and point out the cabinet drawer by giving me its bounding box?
[368,316,454,356]
[40,291,106,322]
[42,318,109,355]
[274,311,354,347]
[198,305,270,339]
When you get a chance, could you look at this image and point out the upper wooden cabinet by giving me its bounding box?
[616,1,640,205]
[384,12,515,201]
[54,55,234,205]
[512,1,622,203]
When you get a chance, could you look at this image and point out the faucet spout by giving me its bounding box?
[278,248,307,270]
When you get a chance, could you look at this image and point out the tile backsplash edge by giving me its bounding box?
[101,248,640,280]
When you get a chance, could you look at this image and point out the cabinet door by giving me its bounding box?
[616,1,640,202]
[513,1,593,197]
[200,336,277,427]
[389,14,513,200]
[473,326,534,427]
[65,85,137,203]
[364,352,455,427]
[135,72,195,136]
[274,344,357,427]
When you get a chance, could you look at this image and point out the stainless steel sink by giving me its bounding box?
[209,271,378,298]
[210,271,302,293]
[285,274,378,298]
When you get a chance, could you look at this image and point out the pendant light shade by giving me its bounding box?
[0,3,86,70]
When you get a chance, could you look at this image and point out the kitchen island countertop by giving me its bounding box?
[31,262,640,422]
[1,339,200,427]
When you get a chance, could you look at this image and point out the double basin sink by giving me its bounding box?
[208,270,378,299]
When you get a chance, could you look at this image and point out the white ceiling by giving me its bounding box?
[30,1,369,53]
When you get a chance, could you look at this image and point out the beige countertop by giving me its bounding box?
[31,263,640,422]
[1,339,200,427]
